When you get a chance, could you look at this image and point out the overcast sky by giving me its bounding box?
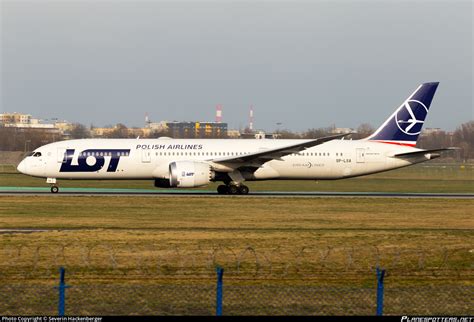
[1,0,472,132]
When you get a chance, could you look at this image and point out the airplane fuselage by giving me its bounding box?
[19,138,429,181]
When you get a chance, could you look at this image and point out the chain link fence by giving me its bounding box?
[0,245,472,315]
[0,274,472,315]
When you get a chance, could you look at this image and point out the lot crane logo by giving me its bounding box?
[60,149,131,172]
[395,100,428,136]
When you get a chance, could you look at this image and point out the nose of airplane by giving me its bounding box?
[17,160,27,174]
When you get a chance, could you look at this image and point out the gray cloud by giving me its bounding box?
[1,0,472,131]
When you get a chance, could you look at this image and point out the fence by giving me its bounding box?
[0,266,472,316]
[1,244,471,277]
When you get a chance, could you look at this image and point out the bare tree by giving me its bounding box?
[352,123,374,139]
[276,129,301,139]
[302,128,332,139]
[69,123,91,139]
[103,124,134,138]
[453,121,474,162]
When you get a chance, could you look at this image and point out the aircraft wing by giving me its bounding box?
[210,133,352,167]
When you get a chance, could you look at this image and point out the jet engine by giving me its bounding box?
[155,161,214,188]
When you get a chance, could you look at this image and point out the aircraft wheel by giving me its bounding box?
[238,185,249,195]
[217,185,228,194]
[227,185,239,195]
[51,186,59,193]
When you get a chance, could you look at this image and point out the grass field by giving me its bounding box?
[0,163,472,315]
[0,195,472,285]
[0,162,473,285]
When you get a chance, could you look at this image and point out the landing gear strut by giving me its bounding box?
[217,184,249,195]
[47,178,59,193]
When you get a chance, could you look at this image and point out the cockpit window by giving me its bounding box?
[33,152,42,157]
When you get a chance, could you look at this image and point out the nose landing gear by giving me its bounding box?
[47,178,59,193]
[217,184,249,195]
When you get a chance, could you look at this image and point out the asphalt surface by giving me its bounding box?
[0,187,472,198]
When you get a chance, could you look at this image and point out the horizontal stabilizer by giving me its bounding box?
[392,147,458,158]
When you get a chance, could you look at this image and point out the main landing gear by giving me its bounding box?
[217,184,250,195]
[51,186,59,193]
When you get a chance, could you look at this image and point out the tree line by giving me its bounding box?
[1,121,473,161]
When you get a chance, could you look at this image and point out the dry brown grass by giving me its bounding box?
[0,196,472,286]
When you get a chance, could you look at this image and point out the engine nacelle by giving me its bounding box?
[167,161,214,188]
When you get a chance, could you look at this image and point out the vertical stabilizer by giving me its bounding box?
[366,82,439,146]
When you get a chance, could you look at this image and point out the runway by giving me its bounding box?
[0,186,473,198]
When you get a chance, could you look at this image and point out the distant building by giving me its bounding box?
[1,112,36,125]
[91,127,115,137]
[226,129,241,138]
[166,121,227,138]
[0,112,64,134]
[422,127,443,135]
[146,121,169,133]
[331,127,354,134]
[241,130,279,139]
[91,125,153,138]
[53,121,74,133]
[0,112,32,125]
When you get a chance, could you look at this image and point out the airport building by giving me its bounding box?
[0,112,33,125]
[0,112,62,133]
[422,127,443,135]
[166,121,228,138]
[331,127,354,134]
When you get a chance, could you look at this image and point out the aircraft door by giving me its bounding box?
[356,148,365,163]
[142,149,151,163]
[57,148,67,163]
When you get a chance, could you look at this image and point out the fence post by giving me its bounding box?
[56,267,70,316]
[376,267,386,316]
[216,267,224,316]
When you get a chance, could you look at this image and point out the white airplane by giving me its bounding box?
[17,82,454,194]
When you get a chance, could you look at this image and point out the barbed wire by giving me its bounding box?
[0,244,472,278]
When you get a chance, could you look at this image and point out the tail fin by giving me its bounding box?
[366,82,439,147]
